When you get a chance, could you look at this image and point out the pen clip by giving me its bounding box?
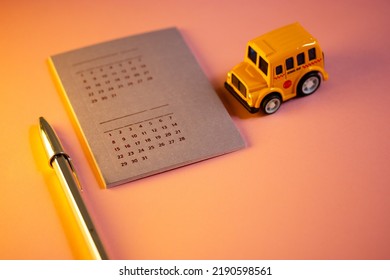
[66,156,83,192]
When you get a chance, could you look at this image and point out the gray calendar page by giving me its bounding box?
[49,27,245,188]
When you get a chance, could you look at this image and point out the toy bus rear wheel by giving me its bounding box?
[261,94,282,114]
[297,72,321,96]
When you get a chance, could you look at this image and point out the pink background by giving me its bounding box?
[1,0,389,259]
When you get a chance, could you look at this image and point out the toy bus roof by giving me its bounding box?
[249,23,317,60]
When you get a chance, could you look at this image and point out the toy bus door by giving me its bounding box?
[283,54,302,98]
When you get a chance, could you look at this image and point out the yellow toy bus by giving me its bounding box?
[225,22,328,114]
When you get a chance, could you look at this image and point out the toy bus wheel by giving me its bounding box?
[261,94,282,114]
[297,72,321,96]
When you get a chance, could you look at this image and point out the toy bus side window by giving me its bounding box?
[308,48,316,60]
[275,65,283,75]
[259,56,268,75]
[297,52,305,65]
[286,57,294,70]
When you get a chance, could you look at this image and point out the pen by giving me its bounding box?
[39,116,108,260]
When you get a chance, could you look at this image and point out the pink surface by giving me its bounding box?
[1,0,389,259]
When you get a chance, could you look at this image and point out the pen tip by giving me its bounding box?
[39,117,49,128]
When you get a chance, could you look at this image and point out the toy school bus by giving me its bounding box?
[225,22,328,114]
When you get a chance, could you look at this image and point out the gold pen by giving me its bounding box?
[39,117,108,260]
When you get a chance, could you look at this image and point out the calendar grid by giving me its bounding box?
[102,112,174,134]
[75,55,143,74]
[76,53,153,105]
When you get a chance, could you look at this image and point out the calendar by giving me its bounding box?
[49,28,245,188]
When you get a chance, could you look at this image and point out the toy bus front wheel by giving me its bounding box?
[261,94,282,114]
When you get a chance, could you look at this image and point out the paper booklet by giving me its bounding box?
[49,27,245,188]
